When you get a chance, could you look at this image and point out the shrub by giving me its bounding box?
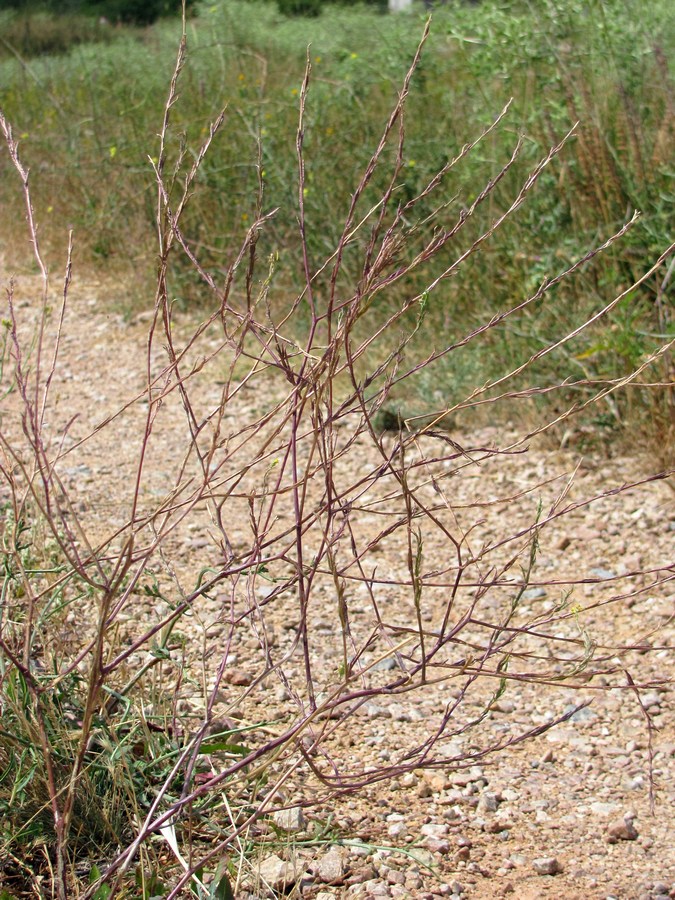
[277,0,322,17]
[0,10,116,57]
[1,14,673,899]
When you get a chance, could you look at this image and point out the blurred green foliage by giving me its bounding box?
[0,0,672,438]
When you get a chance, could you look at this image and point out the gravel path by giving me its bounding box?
[1,262,673,900]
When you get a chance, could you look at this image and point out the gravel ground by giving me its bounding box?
[1,263,673,900]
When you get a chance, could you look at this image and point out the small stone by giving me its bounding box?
[423,771,450,792]
[442,805,463,822]
[641,691,662,709]
[492,698,516,714]
[532,857,561,876]
[522,587,547,600]
[385,868,406,885]
[372,656,398,671]
[565,704,597,723]
[590,801,620,817]
[258,853,299,889]
[362,880,392,896]
[224,668,253,686]
[388,703,414,722]
[477,791,499,814]
[407,848,435,868]
[425,838,451,853]
[485,818,511,834]
[346,865,376,885]
[421,823,449,839]
[589,567,615,580]
[315,848,346,883]
[273,806,305,832]
[607,816,639,843]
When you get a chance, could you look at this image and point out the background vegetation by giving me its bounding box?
[0,0,673,440]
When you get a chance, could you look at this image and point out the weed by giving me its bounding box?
[0,8,673,898]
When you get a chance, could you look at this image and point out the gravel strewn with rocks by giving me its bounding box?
[2,265,673,899]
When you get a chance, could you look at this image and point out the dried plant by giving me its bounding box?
[1,13,673,899]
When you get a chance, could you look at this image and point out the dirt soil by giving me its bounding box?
[1,262,674,900]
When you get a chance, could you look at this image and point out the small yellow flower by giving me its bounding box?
[350,52,358,59]
[303,187,310,197]
[407,159,416,167]
[570,603,583,615]
[109,145,117,159]
[238,73,245,81]
[315,55,321,63]
[291,88,299,96]
[325,127,334,136]
[241,213,249,222]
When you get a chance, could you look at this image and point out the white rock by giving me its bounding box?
[533,856,561,876]
[590,801,620,817]
[315,848,346,882]
[477,791,499,814]
[420,823,449,839]
[258,853,299,889]
[273,806,305,832]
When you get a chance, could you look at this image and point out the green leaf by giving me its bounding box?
[198,741,250,757]
[89,865,112,900]
[209,860,235,900]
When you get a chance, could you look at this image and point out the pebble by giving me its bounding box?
[314,848,347,883]
[590,801,620,816]
[532,857,561,876]
[223,668,253,686]
[607,815,639,842]
[257,854,299,889]
[421,823,449,839]
[565,703,598,723]
[641,691,662,709]
[385,868,406,885]
[477,791,499,814]
[273,806,305,832]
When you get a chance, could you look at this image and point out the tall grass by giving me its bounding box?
[0,0,672,430]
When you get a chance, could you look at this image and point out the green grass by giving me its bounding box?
[0,0,672,437]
